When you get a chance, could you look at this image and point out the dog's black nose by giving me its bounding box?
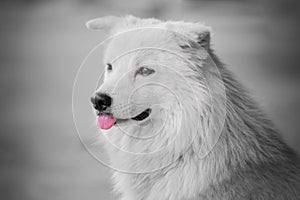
[91,93,112,112]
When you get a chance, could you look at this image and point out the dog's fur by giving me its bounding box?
[87,16,300,200]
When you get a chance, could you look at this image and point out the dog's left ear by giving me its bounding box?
[186,24,211,50]
[85,16,121,31]
[195,30,210,50]
[167,22,211,50]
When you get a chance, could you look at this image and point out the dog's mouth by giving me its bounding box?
[131,108,152,121]
[97,108,152,130]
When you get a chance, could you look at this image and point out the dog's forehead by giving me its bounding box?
[103,27,180,64]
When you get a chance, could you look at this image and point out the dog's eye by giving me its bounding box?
[137,66,155,76]
[106,63,112,71]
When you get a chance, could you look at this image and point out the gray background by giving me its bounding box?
[1,0,300,199]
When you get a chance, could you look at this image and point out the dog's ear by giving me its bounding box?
[186,24,211,50]
[196,30,210,49]
[85,16,121,31]
[167,22,211,50]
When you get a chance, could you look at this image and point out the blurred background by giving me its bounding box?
[1,0,300,199]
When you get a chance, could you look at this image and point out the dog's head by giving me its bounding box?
[88,16,225,156]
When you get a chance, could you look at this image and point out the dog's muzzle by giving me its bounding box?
[91,93,112,113]
[91,93,152,130]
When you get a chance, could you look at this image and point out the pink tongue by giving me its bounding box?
[98,115,116,130]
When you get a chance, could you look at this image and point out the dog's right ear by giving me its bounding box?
[85,16,121,31]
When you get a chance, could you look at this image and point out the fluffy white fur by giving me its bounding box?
[88,16,300,200]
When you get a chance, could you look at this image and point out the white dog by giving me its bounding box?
[88,16,300,200]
